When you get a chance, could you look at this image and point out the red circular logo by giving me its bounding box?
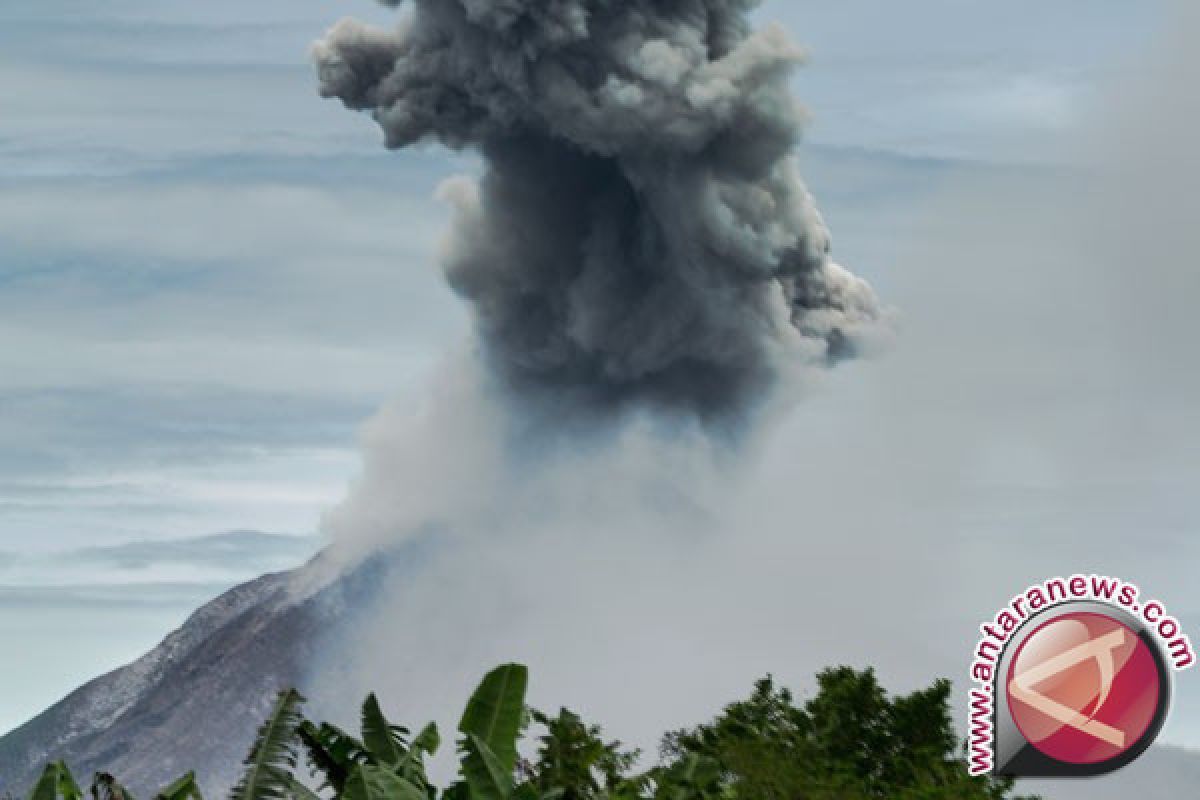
[1006,611,1162,765]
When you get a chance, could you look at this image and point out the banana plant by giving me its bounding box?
[26,765,206,800]
[27,761,82,800]
[450,663,529,800]
[359,692,440,792]
[237,663,658,800]
[231,689,307,800]
[296,721,370,795]
[297,693,440,800]
[295,664,532,800]
[448,663,586,800]
[153,772,203,800]
[25,666,674,800]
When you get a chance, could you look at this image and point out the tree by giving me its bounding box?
[662,668,1034,800]
[523,708,640,800]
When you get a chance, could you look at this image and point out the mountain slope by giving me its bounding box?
[0,552,382,798]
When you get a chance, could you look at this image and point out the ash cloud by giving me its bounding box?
[302,1,1200,782]
[313,0,885,415]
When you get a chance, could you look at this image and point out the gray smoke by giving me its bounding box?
[313,0,885,415]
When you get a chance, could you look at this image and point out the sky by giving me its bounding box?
[0,0,1186,740]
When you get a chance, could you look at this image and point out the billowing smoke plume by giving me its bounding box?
[299,3,1200,787]
[313,0,885,415]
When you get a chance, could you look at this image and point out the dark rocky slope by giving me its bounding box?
[0,553,384,798]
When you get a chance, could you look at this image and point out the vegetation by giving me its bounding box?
[660,668,1030,799]
[18,768,200,800]
[18,664,1034,800]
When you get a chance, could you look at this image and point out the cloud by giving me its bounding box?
[0,173,458,551]
[0,178,464,407]
[761,0,1170,162]
[0,384,363,555]
[0,386,369,461]
[0,531,320,589]
[69,531,318,572]
[0,451,351,561]
[0,583,233,611]
[0,1,403,177]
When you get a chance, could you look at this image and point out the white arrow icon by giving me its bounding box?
[1009,628,1128,748]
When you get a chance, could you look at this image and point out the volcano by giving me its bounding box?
[0,551,391,799]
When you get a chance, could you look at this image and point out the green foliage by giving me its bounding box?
[282,780,320,800]
[342,766,426,800]
[662,677,812,799]
[457,664,528,778]
[29,762,82,800]
[449,664,534,800]
[458,734,514,800]
[153,772,203,800]
[362,695,410,768]
[26,762,201,800]
[27,663,1035,800]
[645,755,725,800]
[662,668,1033,800]
[297,692,439,800]
[297,721,369,795]
[231,689,307,800]
[524,708,639,800]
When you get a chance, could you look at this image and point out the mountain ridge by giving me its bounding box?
[0,550,383,798]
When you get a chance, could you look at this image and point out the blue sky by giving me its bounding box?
[0,0,1181,735]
